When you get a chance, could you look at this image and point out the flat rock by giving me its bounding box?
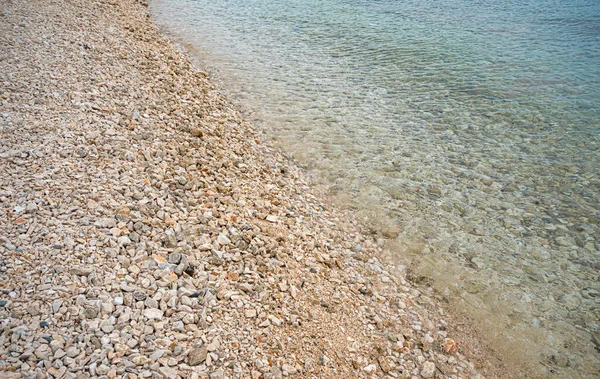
[421,361,436,378]
[188,346,208,366]
[143,308,164,320]
[158,366,178,379]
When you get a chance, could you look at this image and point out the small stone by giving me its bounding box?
[158,366,178,379]
[102,301,114,314]
[421,361,436,378]
[363,364,377,374]
[143,308,164,320]
[153,254,168,264]
[117,236,132,246]
[172,320,184,331]
[443,338,458,353]
[168,252,182,264]
[70,266,93,276]
[121,282,136,292]
[268,315,282,326]
[54,349,66,359]
[481,177,494,186]
[84,304,100,318]
[100,321,114,333]
[188,346,207,366]
[244,309,257,318]
[150,350,165,362]
[131,356,150,366]
[551,353,569,367]
[96,364,110,375]
[24,202,37,212]
[281,364,296,375]
[51,299,62,313]
[269,366,283,379]
[206,340,219,352]
[238,283,253,292]
[382,226,401,239]
[259,319,270,328]
[216,233,231,246]
[90,336,101,349]
[145,297,158,308]
[173,346,183,356]
[133,291,147,301]
[66,346,79,358]
[182,313,195,324]
[378,356,392,373]
[164,229,178,248]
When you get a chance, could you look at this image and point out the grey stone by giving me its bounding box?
[188,346,207,366]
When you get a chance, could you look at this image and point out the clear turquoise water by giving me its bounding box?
[151,0,600,375]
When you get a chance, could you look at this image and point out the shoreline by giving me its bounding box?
[161,31,529,379]
[0,0,520,377]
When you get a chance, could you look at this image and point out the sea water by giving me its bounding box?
[150,0,600,376]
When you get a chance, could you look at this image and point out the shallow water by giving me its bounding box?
[150,0,600,376]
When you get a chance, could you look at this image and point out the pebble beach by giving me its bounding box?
[0,0,540,378]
